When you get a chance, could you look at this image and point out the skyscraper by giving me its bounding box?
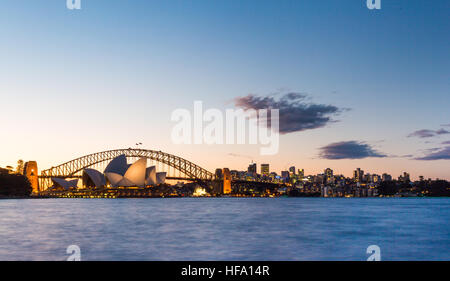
[353,168,364,183]
[325,168,333,178]
[261,164,269,177]
[324,168,333,184]
[247,163,257,174]
[382,173,392,182]
[298,169,305,181]
[289,166,296,175]
[403,172,410,183]
[215,168,223,180]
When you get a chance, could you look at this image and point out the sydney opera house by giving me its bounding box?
[50,155,166,190]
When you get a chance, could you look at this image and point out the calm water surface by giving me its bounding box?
[0,198,448,260]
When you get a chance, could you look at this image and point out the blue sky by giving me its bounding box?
[0,0,449,179]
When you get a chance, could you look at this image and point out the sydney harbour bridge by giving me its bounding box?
[38,148,215,191]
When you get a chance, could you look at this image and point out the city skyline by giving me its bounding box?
[1,1,449,180]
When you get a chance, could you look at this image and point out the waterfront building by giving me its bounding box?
[215,168,223,180]
[49,154,166,190]
[382,173,392,181]
[324,168,333,184]
[248,163,257,174]
[261,164,270,177]
[298,169,304,181]
[353,168,364,183]
[372,174,381,183]
[51,178,79,190]
[402,172,411,183]
[82,168,106,188]
[289,166,296,176]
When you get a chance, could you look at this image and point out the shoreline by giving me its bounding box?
[1,195,448,200]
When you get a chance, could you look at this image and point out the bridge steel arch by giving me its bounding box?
[39,149,214,190]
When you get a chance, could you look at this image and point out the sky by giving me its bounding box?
[0,0,449,180]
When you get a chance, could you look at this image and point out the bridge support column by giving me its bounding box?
[24,161,39,193]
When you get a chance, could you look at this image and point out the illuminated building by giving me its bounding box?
[289,166,296,176]
[324,168,333,183]
[353,168,364,183]
[247,163,257,174]
[105,157,147,187]
[23,161,39,193]
[49,154,166,190]
[261,164,269,177]
[298,169,304,181]
[372,174,380,183]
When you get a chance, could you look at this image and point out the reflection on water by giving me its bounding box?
[0,198,448,260]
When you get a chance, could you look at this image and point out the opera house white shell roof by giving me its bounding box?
[51,178,79,190]
[82,168,106,188]
[51,154,167,189]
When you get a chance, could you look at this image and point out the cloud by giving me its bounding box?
[442,141,450,145]
[319,141,387,160]
[436,129,450,135]
[415,146,450,160]
[408,128,450,138]
[234,92,343,134]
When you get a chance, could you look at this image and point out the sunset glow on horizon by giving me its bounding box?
[1,0,449,181]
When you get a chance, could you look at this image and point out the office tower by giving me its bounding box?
[324,168,333,180]
[372,174,380,183]
[382,173,392,182]
[261,164,269,177]
[403,172,410,183]
[289,166,296,175]
[298,169,305,181]
[215,168,223,180]
[353,168,364,183]
[247,163,257,174]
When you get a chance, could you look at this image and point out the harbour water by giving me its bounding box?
[0,198,448,260]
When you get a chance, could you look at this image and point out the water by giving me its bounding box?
[0,198,448,261]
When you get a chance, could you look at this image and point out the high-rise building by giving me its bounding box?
[281,171,289,179]
[382,173,392,182]
[247,163,257,174]
[324,168,333,181]
[372,174,380,183]
[298,169,305,181]
[353,168,364,183]
[261,164,269,177]
[403,172,410,183]
[215,168,223,180]
[289,166,296,175]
